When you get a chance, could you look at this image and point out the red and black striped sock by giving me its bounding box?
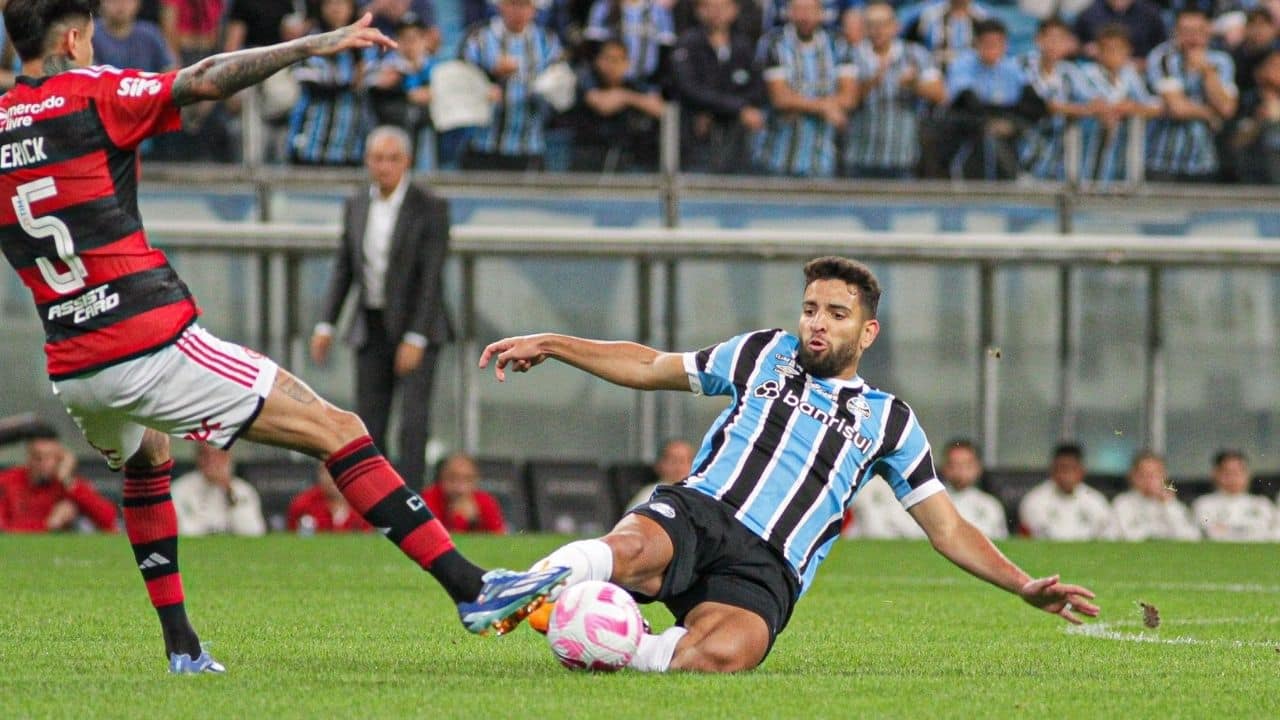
[326,436,484,603]
[123,460,201,657]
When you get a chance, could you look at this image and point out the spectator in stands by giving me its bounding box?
[903,0,992,71]
[843,1,944,178]
[0,428,118,533]
[1230,48,1280,183]
[1019,443,1117,540]
[942,19,1044,179]
[568,38,664,171]
[460,0,564,170]
[1073,0,1167,67]
[1232,9,1279,103]
[93,0,176,71]
[939,439,1007,540]
[845,475,926,539]
[366,13,436,144]
[287,466,371,533]
[1077,24,1162,183]
[672,0,764,46]
[287,0,369,166]
[1146,8,1239,182]
[224,0,307,52]
[756,0,856,177]
[1018,17,1094,180]
[626,438,696,509]
[584,0,676,87]
[670,0,764,174]
[363,0,439,40]
[1191,449,1276,542]
[159,0,224,65]
[1112,451,1200,541]
[840,4,863,47]
[172,444,266,537]
[423,453,507,533]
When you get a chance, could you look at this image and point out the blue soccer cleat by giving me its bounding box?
[458,566,571,636]
[168,649,226,674]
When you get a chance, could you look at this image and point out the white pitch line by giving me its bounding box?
[868,577,1280,594]
[1066,617,1280,648]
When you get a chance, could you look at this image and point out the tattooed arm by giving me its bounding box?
[170,12,395,106]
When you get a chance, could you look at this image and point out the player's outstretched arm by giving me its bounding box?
[908,493,1100,625]
[478,333,690,391]
[171,13,395,105]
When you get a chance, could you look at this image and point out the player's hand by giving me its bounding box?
[309,333,332,366]
[394,342,425,377]
[1019,574,1099,625]
[478,335,550,382]
[316,13,397,57]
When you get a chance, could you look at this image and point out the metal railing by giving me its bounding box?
[144,221,1280,463]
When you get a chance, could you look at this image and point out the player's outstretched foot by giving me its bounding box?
[168,649,226,674]
[458,566,571,636]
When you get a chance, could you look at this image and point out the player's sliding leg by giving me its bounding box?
[632,602,769,673]
[240,368,567,623]
[121,429,223,674]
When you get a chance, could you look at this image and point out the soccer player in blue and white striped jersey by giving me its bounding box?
[480,256,1099,673]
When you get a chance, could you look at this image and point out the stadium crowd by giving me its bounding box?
[6,0,1280,182]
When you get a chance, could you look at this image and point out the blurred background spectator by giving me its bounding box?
[583,0,676,87]
[159,0,224,65]
[1018,17,1093,180]
[567,38,664,171]
[904,0,992,71]
[287,0,369,166]
[939,439,1007,540]
[93,0,176,72]
[460,0,565,170]
[1073,0,1167,66]
[423,453,508,533]
[1078,24,1162,182]
[1229,48,1280,182]
[0,428,117,533]
[671,0,764,174]
[1191,450,1276,541]
[287,466,371,533]
[756,0,855,177]
[1112,450,1200,541]
[1018,443,1117,540]
[366,12,438,156]
[843,1,945,179]
[626,438,695,509]
[172,444,267,537]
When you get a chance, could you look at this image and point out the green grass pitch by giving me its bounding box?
[2,535,1278,719]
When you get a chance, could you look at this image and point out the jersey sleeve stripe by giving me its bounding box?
[682,352,703,395]
[900,478,945,510]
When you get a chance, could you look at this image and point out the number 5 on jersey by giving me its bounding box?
[13,176,87,294]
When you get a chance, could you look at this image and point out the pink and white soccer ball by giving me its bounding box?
[546,580,644,671]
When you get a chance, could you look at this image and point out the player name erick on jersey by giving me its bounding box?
[681,329,944,593]
[0,66,197,379]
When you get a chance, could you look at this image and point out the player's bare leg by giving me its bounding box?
[664,602,770,672]
[121,428,222,672]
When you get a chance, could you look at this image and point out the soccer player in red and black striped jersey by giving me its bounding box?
[0,0,568,673]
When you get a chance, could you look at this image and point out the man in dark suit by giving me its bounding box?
[310,125,452,488]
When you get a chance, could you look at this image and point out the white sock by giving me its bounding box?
[531,539,613,599]
[627,627,687,673]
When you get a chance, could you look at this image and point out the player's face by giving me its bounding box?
[943,447,982,490]
[26,439,63,483]
[1049,454,1084,493]
[797,278,878,380]
[1129,458,1166,498]
[1213,457,1250,494]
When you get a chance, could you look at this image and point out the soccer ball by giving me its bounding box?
[546,580,644,671]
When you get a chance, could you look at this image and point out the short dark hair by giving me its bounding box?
[1213,449,1248,468]
[1096,23,1132,46]
[26,423,59,441]
[973,18,1007,39]
[945,438,981,462]
[1174,7,1209,23]
[1036,16,1071,36]
[1246,8,1273,25]
[4,0,98,62]
[596,37,629,58]
[1052,442,1084,462]
[803,256,881,317]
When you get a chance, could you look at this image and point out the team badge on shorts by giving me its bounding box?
[648,502,677,519]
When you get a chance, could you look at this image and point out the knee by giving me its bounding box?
[604,530,647,568]
[674,635,763,673]
[327,407,369,446]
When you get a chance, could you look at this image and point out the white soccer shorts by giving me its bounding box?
[52,324,279,469]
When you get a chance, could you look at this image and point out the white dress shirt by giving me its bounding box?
[1191,491,1276,542]
[1019,480,1118,540]
[949,485,1009,539]
[171,472,267,537]
[1112,490,1201,541]
[362,177,409,310]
